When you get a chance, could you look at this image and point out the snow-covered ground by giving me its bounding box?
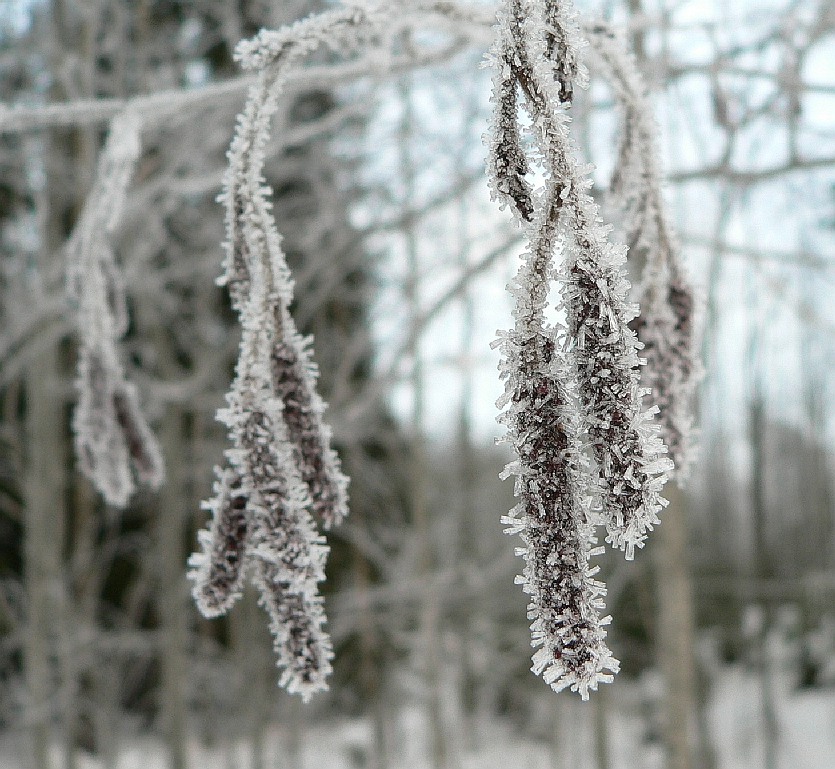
[2,663,833,769]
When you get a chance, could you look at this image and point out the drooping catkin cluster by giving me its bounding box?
[67,110,164,508]
[586,23,701,480]
[188,7,371,701]
[488,0,677,697]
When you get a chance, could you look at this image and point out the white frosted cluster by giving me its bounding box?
[587,23,701,480]
[67,111,164,507]
[489,0,686,697]
[562,237,671,559]
[189,12,363,700]
[489,0,625,699]
[494,323,620,699]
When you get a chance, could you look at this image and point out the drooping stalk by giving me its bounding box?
[68,111,164,507]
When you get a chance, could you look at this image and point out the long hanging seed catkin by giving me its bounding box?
[489,0,620,698]
[189,7,379,699]
[189,467,250,618]
[587,23,700,480]
[68,112,164,506]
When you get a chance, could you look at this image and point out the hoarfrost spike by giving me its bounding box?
[489,0,624,697]
[190,7,372,699]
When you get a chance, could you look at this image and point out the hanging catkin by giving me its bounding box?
[489,0,675,696]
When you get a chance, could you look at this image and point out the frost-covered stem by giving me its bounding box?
[587,24,700,479]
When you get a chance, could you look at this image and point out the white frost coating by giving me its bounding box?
[67,110,164,507]
[188,466,249,618]
[489,0,620,699]
[190,4,388,699]
[518,5,672,560]
[221,41,351,532]
[586,23,701,481]
[494,319,621,698]
[487,0,696,697]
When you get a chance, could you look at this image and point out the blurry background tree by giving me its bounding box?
[0,2,833,769]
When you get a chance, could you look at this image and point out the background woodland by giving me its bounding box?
[0,1,834,768]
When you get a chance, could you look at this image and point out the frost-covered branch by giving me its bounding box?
[190,4,397,699]
[190,2,524,698]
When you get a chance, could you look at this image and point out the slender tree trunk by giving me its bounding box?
[282,696,303,769]
[230,587,271,769]
[749,398,778,769]
[351,495,389,769]
[655,483,698,769]
[155,409,190,769]
[622,1,700,763]
[24,4,82,761]
[593,687,610,769]
[694,659,718,769]
[24,342,67,769]
[399,77,448,769]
